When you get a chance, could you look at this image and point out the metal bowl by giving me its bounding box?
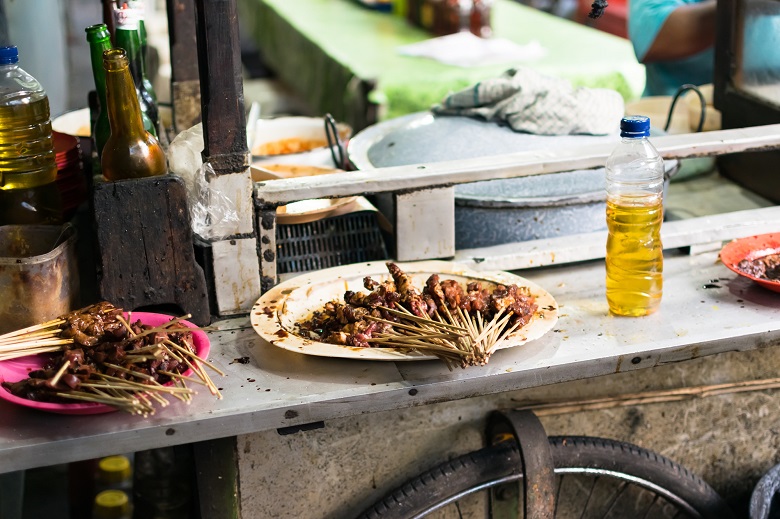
[348,112,678,248]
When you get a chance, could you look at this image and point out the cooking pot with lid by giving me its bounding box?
[348,112,678,249]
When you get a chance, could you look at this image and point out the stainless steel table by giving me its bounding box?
[2,241,779,474]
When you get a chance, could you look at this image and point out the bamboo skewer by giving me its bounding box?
[0,338,73,352]
[512,377,780,416]
[0,346,62,361]
[48,360,71,388]
[364,300,523,367]
[0,329,65,345]
[1,305,224,414]
[157,370,207,386]
[0,319,65,341]
[164,340,226,377]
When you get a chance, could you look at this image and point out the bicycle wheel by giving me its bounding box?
[356,436,734,519]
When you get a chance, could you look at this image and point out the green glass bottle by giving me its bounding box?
[85,24,113,162]
[129,0,158,104]
[101,48,166,181]
[113,6,158,137]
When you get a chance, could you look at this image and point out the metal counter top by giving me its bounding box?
[2,242,779,473]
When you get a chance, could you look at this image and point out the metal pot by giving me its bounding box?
[348,112,678,249]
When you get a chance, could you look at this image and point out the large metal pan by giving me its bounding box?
[348,112,678,249]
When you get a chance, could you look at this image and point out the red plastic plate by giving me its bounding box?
[0,312,210,415]
[720,233,780,293]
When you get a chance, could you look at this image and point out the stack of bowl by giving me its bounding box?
[52,131,87,220]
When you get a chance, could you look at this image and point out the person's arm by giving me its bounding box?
[642,0,717,62]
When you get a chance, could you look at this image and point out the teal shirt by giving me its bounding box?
[628,0,714,96]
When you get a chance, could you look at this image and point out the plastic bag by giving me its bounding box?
[167,123,239,240]
[190,161,239,240]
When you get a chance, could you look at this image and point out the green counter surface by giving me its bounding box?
[239,0,645,129]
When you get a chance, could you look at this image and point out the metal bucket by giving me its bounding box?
[0,224,79,334]
[348,112,678,249]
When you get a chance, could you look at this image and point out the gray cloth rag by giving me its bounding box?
[432,67,625,136]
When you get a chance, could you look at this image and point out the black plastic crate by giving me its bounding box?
[276,211,389,275]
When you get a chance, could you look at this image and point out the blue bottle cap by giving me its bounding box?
[620,115,650,138]
[0,46,18,65]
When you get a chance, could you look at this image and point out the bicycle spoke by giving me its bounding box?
[578,475,600,519]
[555,474,564,516]
[357,438,729,519]
[601,480,628,518]
[641,494,660,519]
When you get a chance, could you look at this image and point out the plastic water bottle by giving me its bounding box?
[0,46,62,225]
[605,115,664,317]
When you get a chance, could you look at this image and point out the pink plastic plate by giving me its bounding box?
[0,312,210,415]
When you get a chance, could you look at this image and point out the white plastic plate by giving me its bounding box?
[250,260,558,361]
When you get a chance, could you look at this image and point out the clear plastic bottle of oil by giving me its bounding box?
[0,46,62,225]
[605,116,664,317]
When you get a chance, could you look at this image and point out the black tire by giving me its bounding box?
[356,436,735,519]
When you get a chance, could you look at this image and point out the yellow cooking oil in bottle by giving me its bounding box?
[0,45,62,225]
[605,116,664,317]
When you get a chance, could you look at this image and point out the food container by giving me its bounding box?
[251,116,352,168]
[348,112,679,249]
[52,131,88,220]
[0,224,79,334]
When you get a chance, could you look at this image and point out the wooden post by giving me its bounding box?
[193,437,241,519]
[193,0,261,316]
[195,0,248,172]
[167,0,201,134]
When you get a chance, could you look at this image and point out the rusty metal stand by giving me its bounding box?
[486,410,556,519]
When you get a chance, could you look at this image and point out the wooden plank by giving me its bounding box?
[168,0,200,82]
[395,187,455,261]
[194,437,241,519]
[453,206,780,271]
[167,0,202,133]
[211,237,262,315]
[93,176,211,325]
[194,0,249,174]
[253,124,780,204]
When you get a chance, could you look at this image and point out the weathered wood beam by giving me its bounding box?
[167,0,202,133]
[254,123,780,204]
[194,437,241,519]
[194,0,248,173]
[193,0,261,316]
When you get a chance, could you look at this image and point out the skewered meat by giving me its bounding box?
[297,264,537,350]
[737,253,780,281]
[2,304,198,404]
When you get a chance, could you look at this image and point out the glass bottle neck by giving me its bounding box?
[88,37,111,100]
[114,28,144,87]
[104,59,146,138]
